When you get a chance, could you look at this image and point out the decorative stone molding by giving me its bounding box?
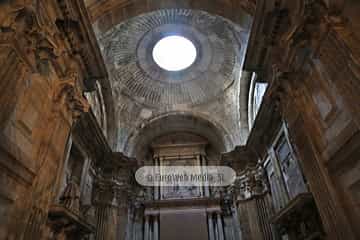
[47,204,95,240]
[59,178,81,215]
[92,166,140,240]
[0,3,66,74]
[93,178,122,207]
[234,165,268,202]
[52,71,90,124]
[92,161,137,208]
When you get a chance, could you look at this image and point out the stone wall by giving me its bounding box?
[243,0,360,239]
[0,1,106,238]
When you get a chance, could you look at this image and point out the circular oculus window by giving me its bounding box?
[152,36,197,71]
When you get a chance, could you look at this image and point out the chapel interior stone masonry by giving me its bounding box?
[0,0,359,240]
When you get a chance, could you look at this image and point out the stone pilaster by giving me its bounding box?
[233,165,275,240]
[0,1,105,239]
[93,179,121,240]
[263,3,360,238]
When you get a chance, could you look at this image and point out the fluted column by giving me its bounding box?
[93,183,119,240]
[231,203,243,240]
[94,202,119,240]
[217,213,225,240]
[144,215,150,240]
[95,205,117,240]
[132,210,144,240]
[149,224,153,240]
[215,220,219,240]
[153,215,159,240]
[208,213,215,240]
[125,207,134,240]
[224,216,235,240]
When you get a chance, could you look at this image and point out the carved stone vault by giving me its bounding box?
[96,9,251,154]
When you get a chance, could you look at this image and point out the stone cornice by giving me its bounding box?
[73,110,111,162]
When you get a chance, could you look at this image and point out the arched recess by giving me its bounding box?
[124,112,234,159]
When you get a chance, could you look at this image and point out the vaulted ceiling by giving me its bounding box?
[99,9,244,107]
[85,1,254,157]
[85,0,256,24]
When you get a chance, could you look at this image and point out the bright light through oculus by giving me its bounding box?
[153,36,197,71]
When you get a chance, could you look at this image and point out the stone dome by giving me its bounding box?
[98,9,243,107]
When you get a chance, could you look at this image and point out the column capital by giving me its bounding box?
[234,164,268,202]
[93,177,129,207]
